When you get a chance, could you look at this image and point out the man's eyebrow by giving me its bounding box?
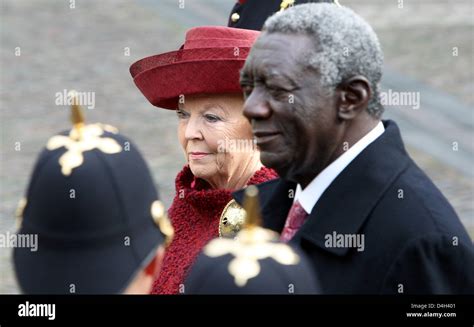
[265,71,298,87]
[241,62,298,87]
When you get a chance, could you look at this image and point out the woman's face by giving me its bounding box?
[177,93,258,187]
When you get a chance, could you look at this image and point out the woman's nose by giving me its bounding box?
[184,117,203,141]
[243,88,272,121]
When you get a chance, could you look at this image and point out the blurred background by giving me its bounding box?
[0,0,472,293]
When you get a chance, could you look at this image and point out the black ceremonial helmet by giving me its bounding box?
[13,92,173,294]
[228,0,338,31]
[185,186,320,294]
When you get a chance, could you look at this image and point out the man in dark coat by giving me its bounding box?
[235,3,474,294]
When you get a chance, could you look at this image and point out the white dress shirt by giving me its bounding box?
[294,121,385,214]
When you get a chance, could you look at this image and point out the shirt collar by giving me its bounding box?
[294,121,385,214]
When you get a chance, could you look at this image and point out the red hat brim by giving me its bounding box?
[131,47,251,110]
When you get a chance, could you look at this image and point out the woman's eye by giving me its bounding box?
[176,110,189,119]
[204,114,220,123]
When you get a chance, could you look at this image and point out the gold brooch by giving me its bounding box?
[46,91,122,176]
[219,199,246,238]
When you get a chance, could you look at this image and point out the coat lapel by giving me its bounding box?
[294,120,411,255]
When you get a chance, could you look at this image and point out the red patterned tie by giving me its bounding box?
[280,200,309,242]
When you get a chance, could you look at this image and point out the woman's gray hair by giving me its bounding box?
[263,3,384,118]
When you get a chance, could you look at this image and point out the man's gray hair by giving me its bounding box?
[263,3,384,118]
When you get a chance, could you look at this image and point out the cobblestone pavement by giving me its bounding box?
[1,0,472,293]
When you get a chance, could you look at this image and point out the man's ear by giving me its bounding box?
[336,75,371,120]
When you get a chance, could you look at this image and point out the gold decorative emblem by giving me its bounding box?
[219,199,246,238]
[15,197,27,229]
[46,91,122,176]
[279,0,295,12]
[205,186,300,287]
[279,0,341,12]
[231,12,240,23]
[151,200,174,247]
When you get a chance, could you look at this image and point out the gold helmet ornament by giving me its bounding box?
[206,186,300,287]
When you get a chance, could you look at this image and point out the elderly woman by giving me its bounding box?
[130,26,277,294]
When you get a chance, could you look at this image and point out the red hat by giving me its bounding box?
[130,26,260,110]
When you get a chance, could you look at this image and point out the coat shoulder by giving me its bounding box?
[380,233,474,294]
[370,158,469,242]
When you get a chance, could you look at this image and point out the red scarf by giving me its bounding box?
[151,165,277,294]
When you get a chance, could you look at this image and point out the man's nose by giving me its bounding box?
[243,88,272,121]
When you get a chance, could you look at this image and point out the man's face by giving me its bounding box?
[241,32,342,184]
